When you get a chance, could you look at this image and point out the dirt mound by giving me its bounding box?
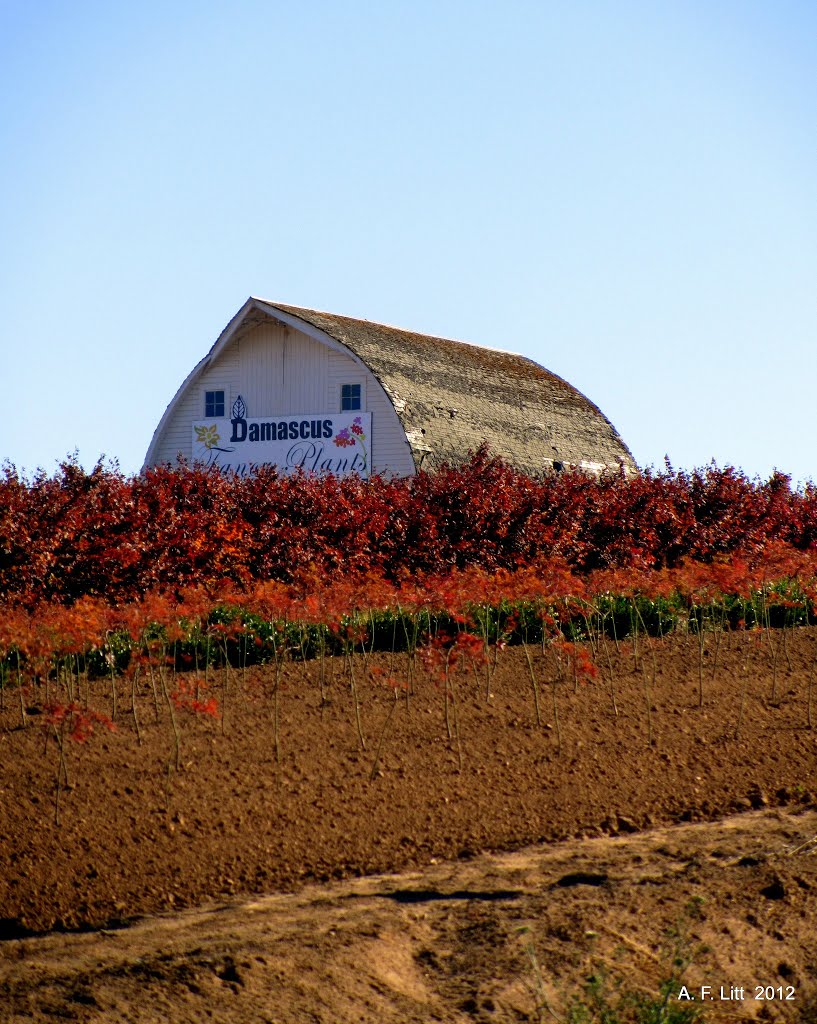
[2,810,817,1022]
[2,629,817,1020]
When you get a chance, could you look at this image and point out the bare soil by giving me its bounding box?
[2,628,817,1021]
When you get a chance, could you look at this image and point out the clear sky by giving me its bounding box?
[2,1,815,485]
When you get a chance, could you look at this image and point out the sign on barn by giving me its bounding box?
[192,402,371,478]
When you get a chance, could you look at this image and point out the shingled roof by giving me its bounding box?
[267,301,636,476]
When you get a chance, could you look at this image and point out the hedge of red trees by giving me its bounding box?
[1,448,815,605]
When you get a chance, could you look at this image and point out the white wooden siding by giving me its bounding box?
[152,323,416,477]
[153,345,241,465]
[238,321,285,417]
[238,323,334,417]
[326,351,414,476]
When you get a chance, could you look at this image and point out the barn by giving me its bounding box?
[143,297,636,478]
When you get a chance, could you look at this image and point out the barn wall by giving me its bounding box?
[238,322,332,417]
[326,350,415,477]
[153,346,241,466]
[238,321,286,416]
[151,321,415,477]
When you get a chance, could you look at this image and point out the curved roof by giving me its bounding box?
[144,297,636,476]
[269,301,636,475]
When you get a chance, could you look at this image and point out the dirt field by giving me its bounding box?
[2,628,817,1021]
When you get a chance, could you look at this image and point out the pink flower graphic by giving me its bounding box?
[333,427,356,448]
[332,418,368,471]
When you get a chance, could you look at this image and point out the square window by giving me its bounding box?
[205,390,225,418]
[341,383,361,411]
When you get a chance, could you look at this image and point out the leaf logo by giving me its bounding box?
[194,424,221,449]
[232,395,247,419]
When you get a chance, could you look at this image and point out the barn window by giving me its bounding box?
[341,383,361,411]
[205,390,225,418]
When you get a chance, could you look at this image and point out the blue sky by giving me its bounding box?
[2,1,815,484]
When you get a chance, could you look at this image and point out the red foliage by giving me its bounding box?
[170,679,219,718]
[551,640,599,685]
[43,702,117,743]
[1,449,815,605]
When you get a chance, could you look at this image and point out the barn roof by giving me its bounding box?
[264,300,636,475]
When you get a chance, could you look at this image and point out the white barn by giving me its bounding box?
[143,298,636,478]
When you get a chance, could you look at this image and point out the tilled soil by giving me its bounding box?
[2,808,816,1023]
[2,628,817,1021]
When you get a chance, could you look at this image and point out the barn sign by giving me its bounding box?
[192,409,371,478]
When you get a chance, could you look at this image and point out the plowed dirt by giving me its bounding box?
[2,628,817,1021]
